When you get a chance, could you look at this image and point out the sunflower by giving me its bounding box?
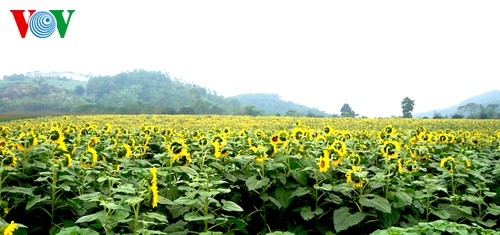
[291,127,305,141]
[169,139,188,162]
[323,125,334,136]
[49,128,65,145]
[295,120,302,127]
[404,158,418,172]
[345,166,366,189]
[270,134,280,145]
[150,167,158,208]
[318,150,330,172]
[437,133,448,143]
[440,157,455,173]
[397,158,404,174]
[278,130,289,143]
[87,147,98,163]
[87,136,99,148]
[465,159,471,171]
[412,146,430,161]
[118,144,132,158]
[177,153,192,167]
[213,141,226,158]
[381,140,401,159]
[2,150,17,169]
[2,221,18,235]
[384,125,396,136]
[331,140,347,157]
[250,145,268,162]
[254,129,265,139]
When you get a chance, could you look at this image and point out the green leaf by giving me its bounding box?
[380,209,400,228]
[112,183,136,194]
[143,212,168,222]
[173,197,196,206]
[300,206,314,221]
[76,192,102,202]
[56,226,99,235]
[1,186,34,196]
[333,207,365,233]
[26,195,50,210]
[291,170,307,185]
[261,195,282,209]
[477,219,496,228]
[431,209,450,219]
[359,195,391,213]
[450,205,472,215]
[245,175,270,191]
[265,232,295,235]
[486,204,500,216]
[393,191,412,207]
[75,211,105,223]
[313,183,333,191]
[290,187,310,198]
[183,212,215,221]
[59,183,71,192]
[179,167,198,177]
[275,187,292,209]
[221,199,244,212]
[100,201,123,210]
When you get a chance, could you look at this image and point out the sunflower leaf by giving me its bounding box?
[359,195,391,213]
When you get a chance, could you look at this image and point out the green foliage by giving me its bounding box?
[340,103,356,117]
[401,97,415,118]
[0,71,328,116]
[371,220,500,235]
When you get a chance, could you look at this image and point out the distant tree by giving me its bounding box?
[178,106,195,114]
[285,110,298,116]
[451,114,464,119]
[340,103,356,117]
[483,104,499,119]
[74,85,85,96]
[306,111,317,117]
[433,112,444,119]
[240,105,262,116]
[401,97,415,118]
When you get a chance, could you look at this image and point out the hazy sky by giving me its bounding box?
[1,1,499,117]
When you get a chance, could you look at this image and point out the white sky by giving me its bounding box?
[1,1,499,117]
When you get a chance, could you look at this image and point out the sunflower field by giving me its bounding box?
[0,115,500,235]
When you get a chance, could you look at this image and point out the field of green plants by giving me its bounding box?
[1,115,499,234]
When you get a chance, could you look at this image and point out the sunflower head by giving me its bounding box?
[331,140,347,157]
[385,125,396,136]
[270,134,280,145]
[345,166,367,189]
[278,130,289,143]
[318,151,330,173]
[291,127,305,141]
[381,140,401,159]
[2,150,17,169]
[324,125,333,136]
[440,157,456,173]
[250,145,268,162]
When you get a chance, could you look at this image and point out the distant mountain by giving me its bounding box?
[231,93,329,116]
[0,70,329,116]
[414,90,500,118]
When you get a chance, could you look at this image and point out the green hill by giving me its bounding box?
[231,93,328,116]
[0,70,330,116]
[414,90,500,118]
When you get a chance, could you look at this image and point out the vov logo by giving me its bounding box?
[11,10,75,38]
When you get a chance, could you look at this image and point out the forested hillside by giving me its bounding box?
[0,70,330,116]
